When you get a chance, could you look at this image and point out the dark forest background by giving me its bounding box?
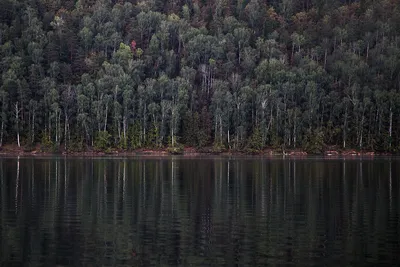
[1,0,400,153]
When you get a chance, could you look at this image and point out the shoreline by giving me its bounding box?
[0,144,393,157]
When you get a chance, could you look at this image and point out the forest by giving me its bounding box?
[0,0,400,153]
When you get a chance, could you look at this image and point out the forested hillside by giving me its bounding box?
[1,0,400,153]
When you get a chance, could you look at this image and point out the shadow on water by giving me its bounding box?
[0,157,399,266]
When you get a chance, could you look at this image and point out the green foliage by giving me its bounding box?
[247,127,263,151]
[129,122,142,150]
[68,135,86,152]
[114,43,133,63]
[119,136,128,150]
[40,133,58,153]
[270,131,282,150]
[212,141,225,153]
[167,143,184,154]
[182,111,200,146]
[135,48,143,58]
[94,131,111,151]
[198,108,212,147]
[146,123,160,148]
[303,128,325,154]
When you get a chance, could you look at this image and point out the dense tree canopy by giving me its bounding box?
[0,0,400,153]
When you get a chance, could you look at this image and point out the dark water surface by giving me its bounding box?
[1,156,399,266]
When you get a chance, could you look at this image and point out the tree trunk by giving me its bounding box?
[55,111,58,144]
[123,116,127,142]
[359,112,364,150]
[293,111,297,148]
[143,103,146,145]
[389,106,393,149]
[32,112,35,144]
[214,115,217,143]
[0,121,4,147]
[58,111,61,145]
[343,105,348,149]
[15,102,20,147]
[291,43,295,63]
[64,113,68,151]
[219,115,223,144]
[238,42,241,65]
[104,104,108,132]
[161,105,166,143]
[117,121,121,140]
[171,112,175,147]
[227,129,230,148]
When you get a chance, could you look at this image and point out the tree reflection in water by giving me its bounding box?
[0,157,399,266]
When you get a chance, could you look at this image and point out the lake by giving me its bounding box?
[0,156,399,266]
